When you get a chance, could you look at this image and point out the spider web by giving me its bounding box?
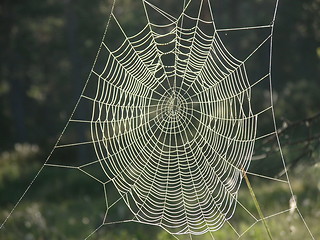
[0,0,316,239]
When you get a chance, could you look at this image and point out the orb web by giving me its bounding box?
[91,0,256,235]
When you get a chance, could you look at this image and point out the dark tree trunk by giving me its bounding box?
[65,0,87,163]
[1,0,28,143]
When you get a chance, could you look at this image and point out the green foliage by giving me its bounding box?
[0,0,319,239]
[0,143,40,189]
[0,0,319,160]
[275,80,320,121]
[0,154,319,239]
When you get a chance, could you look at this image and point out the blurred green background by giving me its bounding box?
[0,0,319,239]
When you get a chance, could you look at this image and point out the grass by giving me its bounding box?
[0,146,319,240]
[242,170,273,240]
